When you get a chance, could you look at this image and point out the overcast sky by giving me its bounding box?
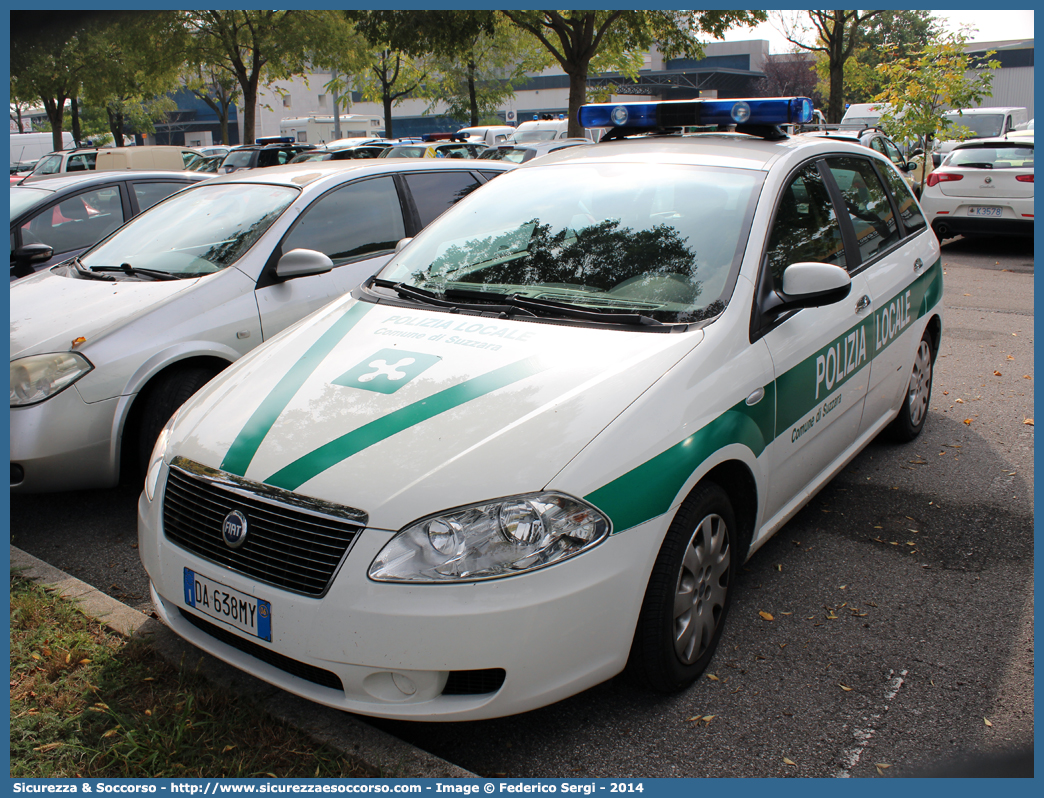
[717,9,1035,53]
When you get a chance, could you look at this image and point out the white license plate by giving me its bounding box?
[968,206,1003,217]
[183,568,271,641]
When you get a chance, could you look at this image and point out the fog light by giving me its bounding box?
[391,673,417,696]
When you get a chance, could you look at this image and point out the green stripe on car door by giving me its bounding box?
[221,302,373,476]
[264,356,546,491]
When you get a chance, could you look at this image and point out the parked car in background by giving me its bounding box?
[379,141,476,159]
[920,136,1033,240]
[10,158,515,493]
[932,106,1029,165]
[478,138,593,163]
[187,154,225,173]
[16,148,101,183]
[288,142,392,163]
[218,138,315,174]
[10,170,209,280]
[10,131,76,170]
[457,125,516,147]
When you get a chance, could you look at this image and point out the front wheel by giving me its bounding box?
[628,483,739,693]
[888,330,934,442]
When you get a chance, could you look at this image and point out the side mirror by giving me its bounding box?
[394,237,413,253]
[275,248,333,280]
[12,243,54,268]
[765,261,851,318]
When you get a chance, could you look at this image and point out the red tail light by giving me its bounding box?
[1016,174,1034,183]
[926,172,963,188]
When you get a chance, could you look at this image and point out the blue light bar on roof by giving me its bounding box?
[578,97,814,129]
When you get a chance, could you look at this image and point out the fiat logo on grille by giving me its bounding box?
[221,510,248,549]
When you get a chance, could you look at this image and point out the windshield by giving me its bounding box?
[80,182,297,276]
[383,146,426,158]
[221,150,256,169]
[948,143,1034,168]
[379,162,760,324]
[10,187,53,219]
[943,113,1005,139]
[511,130,558,143]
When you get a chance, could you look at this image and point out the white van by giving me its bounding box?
[10,132,75,169]
[839,102,891,129]
[933,107,1030,164]
[95,145,197,172]
[456,125,516,147]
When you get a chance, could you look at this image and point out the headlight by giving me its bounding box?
[10,352,93,407]
[144,408,180,502]
[369,493,610,583]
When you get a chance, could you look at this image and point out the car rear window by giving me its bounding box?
[947,144,1034,169]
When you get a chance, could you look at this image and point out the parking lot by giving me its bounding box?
[10,234,1033,777]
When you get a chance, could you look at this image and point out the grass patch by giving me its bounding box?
[10,574,375,778]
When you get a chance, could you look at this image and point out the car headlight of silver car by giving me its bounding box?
[369,493,610,582]
[10,352,93,407]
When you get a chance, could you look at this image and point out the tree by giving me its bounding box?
[840,11,941,105]
[183,65,241,145]
[500,11,766,138]
[352,49,428,140]
[873,31,1000,195]
[185,11,361,144]
[419,20,553,127]
[79,13,188,146]
[751,53,824,109]
[778,10,885,123]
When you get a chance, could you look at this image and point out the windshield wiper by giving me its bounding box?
[366,277,538,317]
[445,287,666,327]
[71,256,115,282]
[88,263,179,281]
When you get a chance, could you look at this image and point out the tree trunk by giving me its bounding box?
[467,61,478,127]
[107,106,126,146]
[220,105,231,145]
[44,97,66,151]
[70,97,82,146]
[383,90,394,139]
[566,65,589,139]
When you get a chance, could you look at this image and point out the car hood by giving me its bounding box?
[170,297,704,531]
[10,267,198,360]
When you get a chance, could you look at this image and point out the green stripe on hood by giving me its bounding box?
[264,356,546,491]
[221,302,372,476]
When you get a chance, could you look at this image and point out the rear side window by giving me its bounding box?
[878,166,926,235]
[282,176,406,263]
[824,156,901,264]
[66,153,96,172]
[133,181,190,213]
[402,171,483,227]
[766,162,847,281]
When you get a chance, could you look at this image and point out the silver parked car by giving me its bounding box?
[10,159,514,493]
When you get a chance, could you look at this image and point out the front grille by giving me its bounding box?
[163,457,367,597]
[443,669,506,695]
[180,609,343,691]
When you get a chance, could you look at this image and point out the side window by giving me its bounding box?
[34,154,62,175]
[882,139,904,165]
[282,176,406,263]
[868,137,887,156]
[823,156,901,264]
[22,186,125,255]
[878,165,927,235]
[765,162,847,283]
[67,154,94,172]
[133,181,188,213]
[402,171,483,228]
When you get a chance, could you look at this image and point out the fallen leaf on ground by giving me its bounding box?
[759,611,774,621]
[840,684,853,691]
[963,419,972,425]
[783,757,797,766]
[1024,419,1033,426]
[984,718,993,727]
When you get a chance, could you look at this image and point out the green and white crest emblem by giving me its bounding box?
[333,349,442,394]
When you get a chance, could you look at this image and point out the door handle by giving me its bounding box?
[855,295,872,313]
[913,257,924,273]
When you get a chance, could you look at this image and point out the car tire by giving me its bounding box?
[135,364,219,478]
[888,330,934,442]
[628,482,738,693]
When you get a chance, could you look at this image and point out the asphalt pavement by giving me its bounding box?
[10,234,1034,778]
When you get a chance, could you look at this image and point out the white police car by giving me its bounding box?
[138,98,942,720]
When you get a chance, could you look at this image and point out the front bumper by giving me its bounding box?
[138,463,665,721]
[10,387,123,492]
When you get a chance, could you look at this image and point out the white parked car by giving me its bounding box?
[10,159,514,493]
[137,97,943,721]
[920,136,1033,240]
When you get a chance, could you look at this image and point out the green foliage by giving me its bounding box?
[418,19,553,126]
[500,11,766,136]
[841,11,942,104]
[345,11,497,59]
[873,30,1000,193]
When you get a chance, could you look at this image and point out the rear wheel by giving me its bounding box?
[133,365,219,480]
[888,330,934,442]
[628,483,738,692]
